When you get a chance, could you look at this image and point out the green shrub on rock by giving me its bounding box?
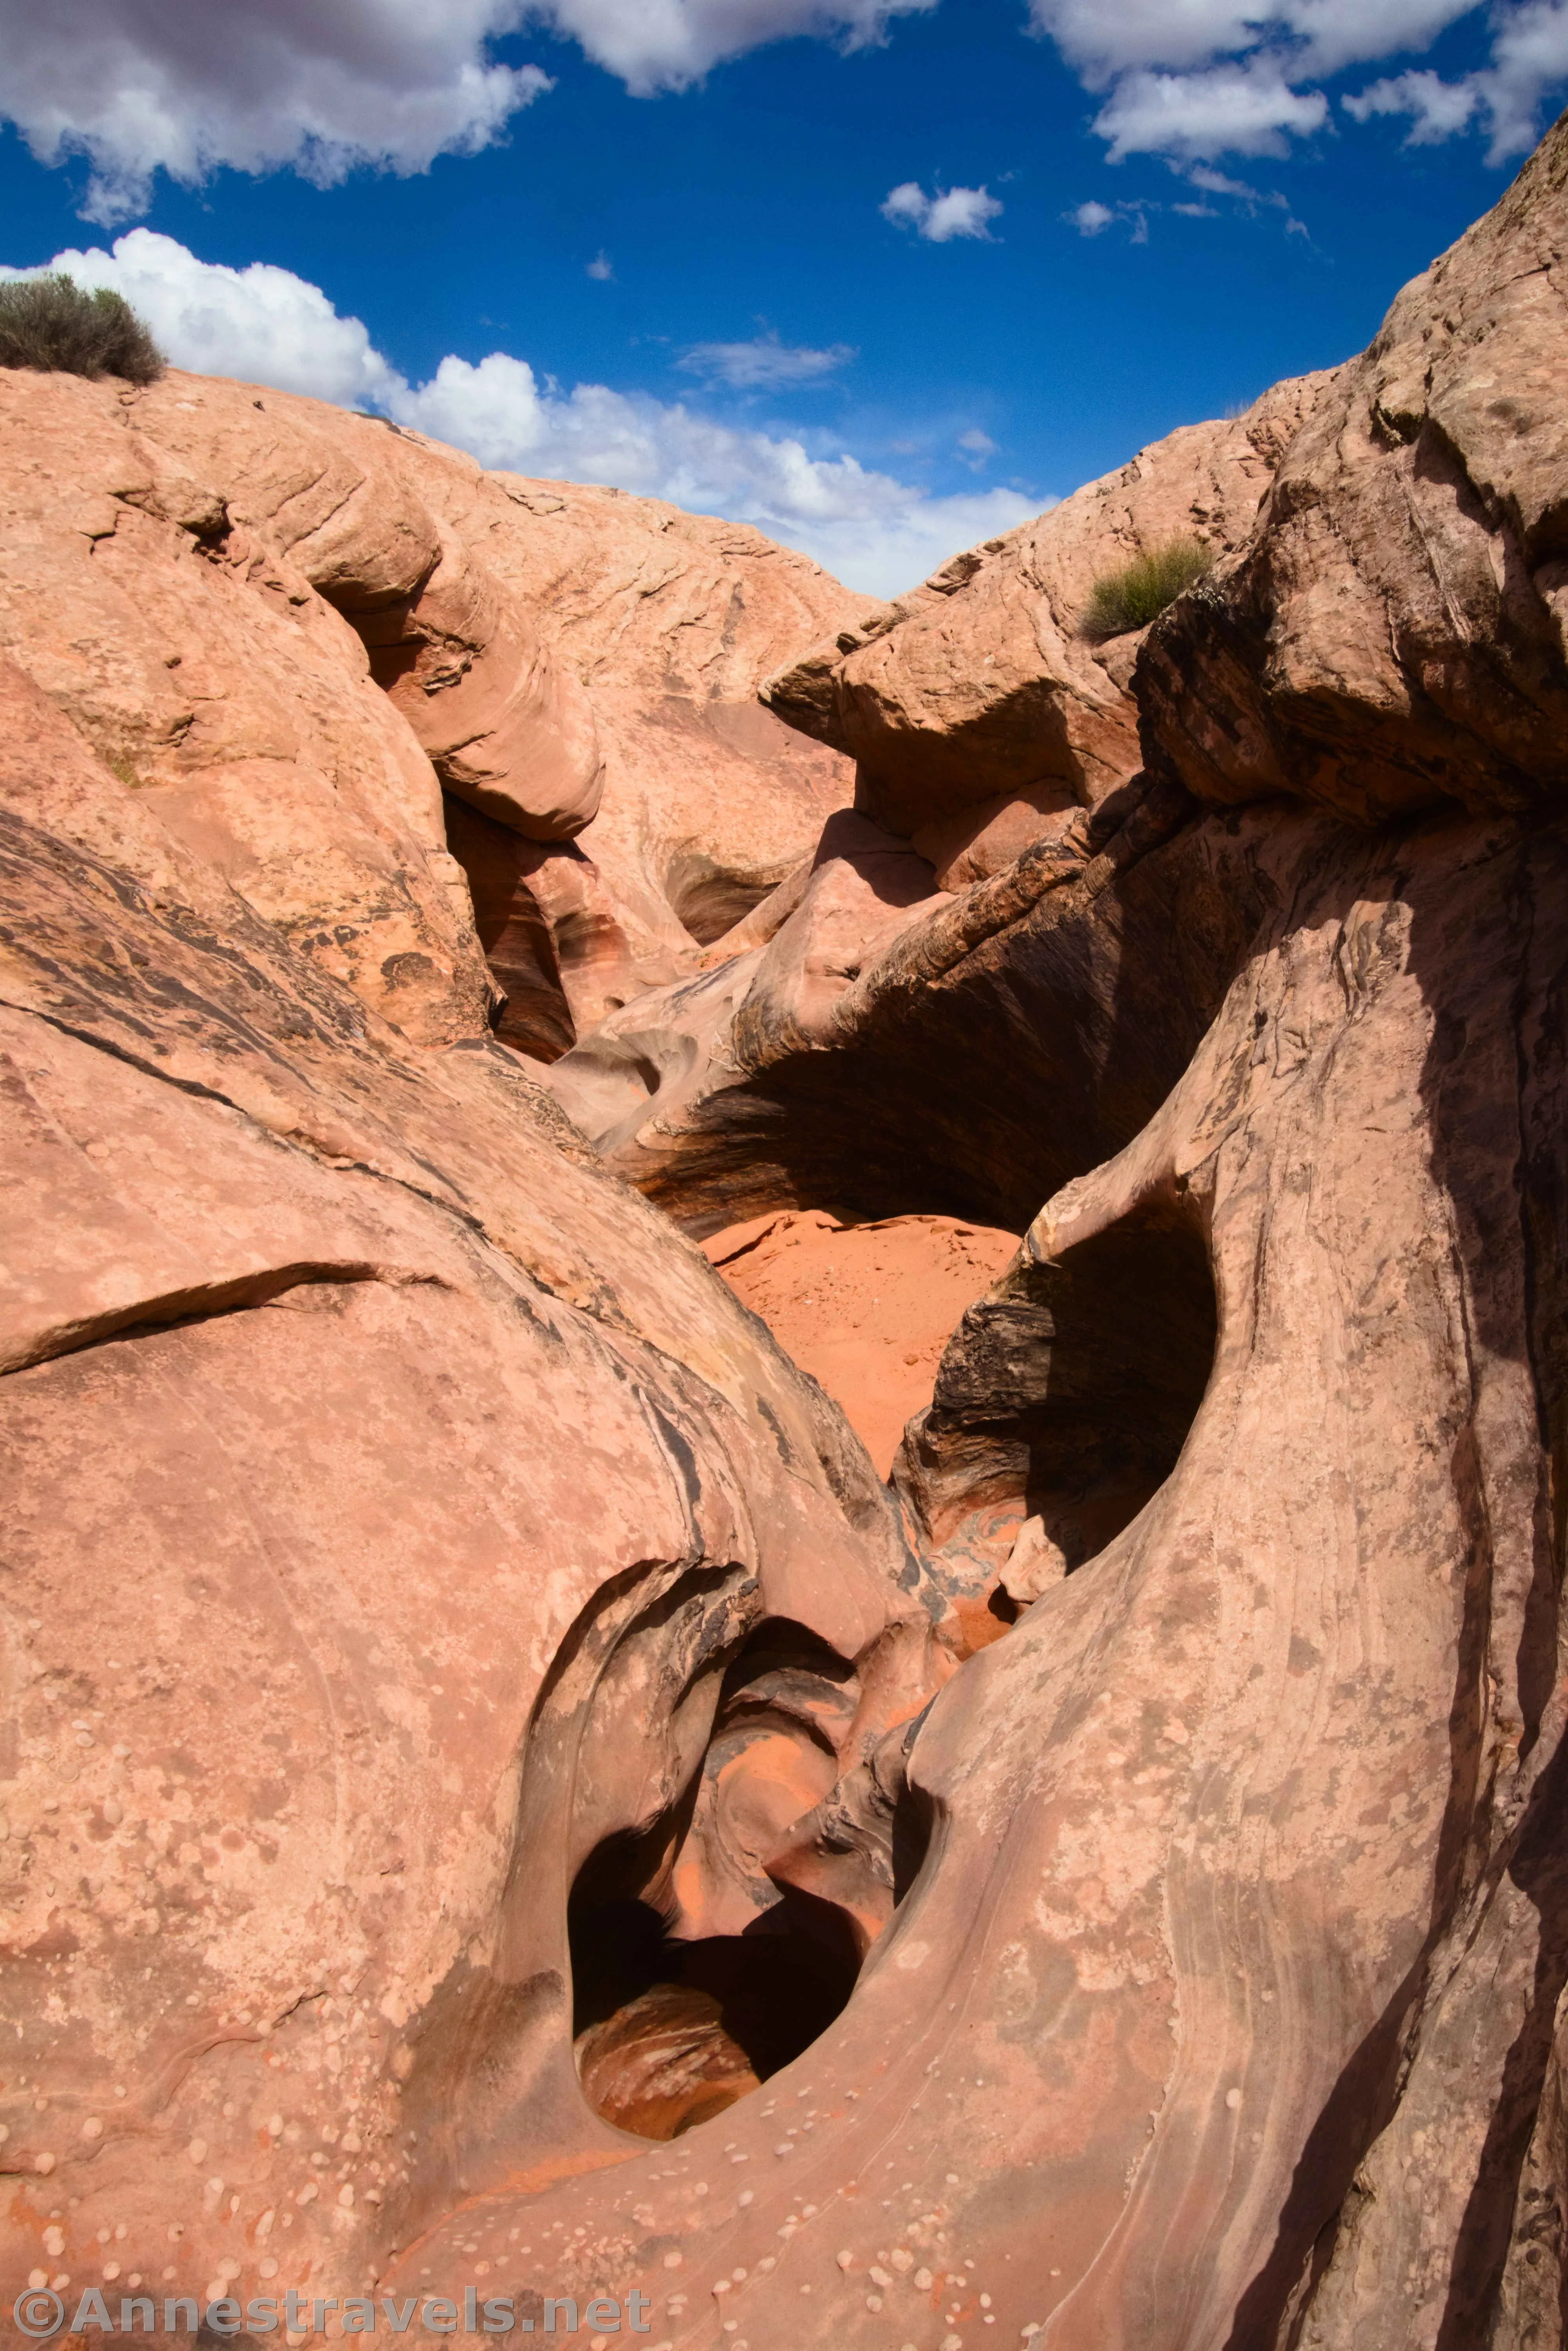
[0,273,165,384]
[1080,535,1213,640]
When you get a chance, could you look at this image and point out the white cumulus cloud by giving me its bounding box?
[1028,0,1477,83]
[531,0,940,94]
[1067,199,1116,233]
[1342,66,1482,139]
[1344,4,1568,160]
[0,232,1038,600]
[1095,63,1330,162]
[679,331,856,387]
[881,181,1004,240]
[1479,0,1568,156]
[0,0,554,226]
[0,0,940,224]
[1027,0,1568,167]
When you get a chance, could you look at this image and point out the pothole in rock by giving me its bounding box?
[900,1206,1221,1620]
[570,1896,858,2140]
[567,1622,872,2141]
[702,1209,1022,1479]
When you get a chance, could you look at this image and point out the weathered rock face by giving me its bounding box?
[397,798,1568,2351]
[7,106,1568,2351]
[551,770,1255,1244]
[444,112,1568,2351]
[0,651,934,2314]
[1139,120,1568,827]
[0,365,862,1067]
[761,369,1331,862]
[0,367,494,1051]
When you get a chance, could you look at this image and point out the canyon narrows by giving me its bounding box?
[5,111,1568,2351]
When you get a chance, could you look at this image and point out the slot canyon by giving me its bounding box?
[5,108,1568,2351]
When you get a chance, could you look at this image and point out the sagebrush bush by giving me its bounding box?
[1080,535,1213,640]
[0,273,165,384]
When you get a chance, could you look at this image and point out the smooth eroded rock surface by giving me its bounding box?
[761,370,1330,850]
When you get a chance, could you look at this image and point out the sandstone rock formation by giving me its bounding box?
[0,364,863,1066]
[761,368,1331,866]
[480,113,1566,2351]
[5,104,1568,2351]
[0,646,936,2320]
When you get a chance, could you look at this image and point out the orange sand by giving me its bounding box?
[703,1209,1021,1479]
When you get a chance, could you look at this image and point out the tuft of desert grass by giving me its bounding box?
[1079,536,1213,641]
[0,273,165,385]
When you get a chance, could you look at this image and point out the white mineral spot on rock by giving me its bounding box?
[188,2138,208,2163]
[915,2269,934,2290]
[81,2117,103,2138]
[36,2152,55,2174]
[43,2227,65,2256]
[1225,2088,1242,2111]
[737,2190,754,2206]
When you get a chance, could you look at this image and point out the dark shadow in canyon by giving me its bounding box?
[566,1619,877,2141]
[630,800,1279,1240]
[895,1208,1220,1586]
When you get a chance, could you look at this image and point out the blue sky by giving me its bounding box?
[0,0,1561,592]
